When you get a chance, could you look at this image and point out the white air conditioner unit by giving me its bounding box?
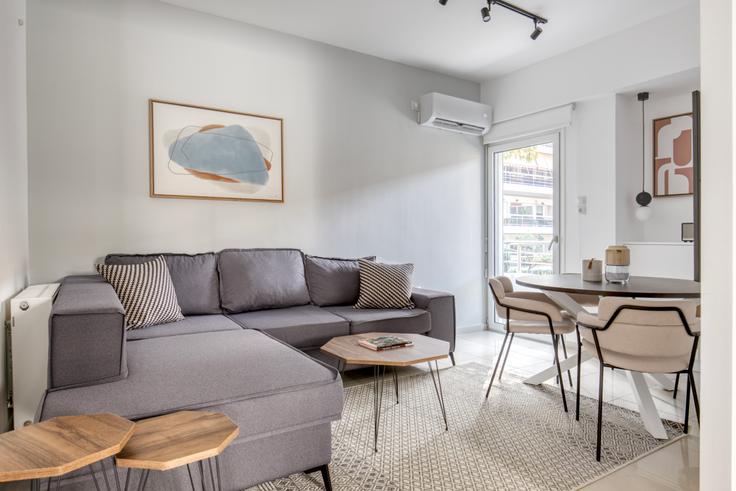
[10,283,59,428]
[418,92,492,136]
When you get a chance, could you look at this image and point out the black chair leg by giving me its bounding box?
[485,332,509,399]
[684,372,691,434]
[673,373,680,399]
[575,328,582,421]
[551,333,568,413]
[560,335,574,388]
[596,361,604,462]
[498,333,515,382]
[449,352,456,366]
[689,369,700,423]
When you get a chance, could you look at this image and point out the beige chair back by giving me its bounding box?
[584,297,699,362]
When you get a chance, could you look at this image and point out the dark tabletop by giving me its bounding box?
[516,274,701,298]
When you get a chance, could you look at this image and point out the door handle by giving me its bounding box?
[548,235,559,251]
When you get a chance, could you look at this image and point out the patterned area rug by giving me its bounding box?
[254,363,683,491]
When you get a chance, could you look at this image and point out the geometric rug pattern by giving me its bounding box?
[254,363,683,491]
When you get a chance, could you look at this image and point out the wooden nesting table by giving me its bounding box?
[0,413,134,490]
[116,411,239,491]
[322,332,450,452]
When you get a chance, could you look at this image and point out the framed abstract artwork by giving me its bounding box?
[149,99,284,202]
[653,112,693,197]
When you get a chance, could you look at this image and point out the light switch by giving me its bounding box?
[577,196,587,215]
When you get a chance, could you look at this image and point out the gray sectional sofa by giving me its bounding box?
[39,249,456,490]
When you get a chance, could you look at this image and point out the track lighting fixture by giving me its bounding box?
[481,4,491,22]
[530,20,543,40]
[439,0,548,39]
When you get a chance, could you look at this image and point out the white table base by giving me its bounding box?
[522,291,672,440]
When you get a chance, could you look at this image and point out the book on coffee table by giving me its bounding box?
[358,336,413,351]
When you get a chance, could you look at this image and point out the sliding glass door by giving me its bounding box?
[488,133,561,300]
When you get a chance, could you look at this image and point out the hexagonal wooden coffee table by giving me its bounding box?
[116,411,239,491]
[321,332,450,452]
[0,413,134,490]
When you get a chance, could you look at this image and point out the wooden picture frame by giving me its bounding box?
[653,112,693,198]
[149,99,284,203]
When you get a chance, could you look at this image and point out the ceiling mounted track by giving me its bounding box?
[439,0,548,40]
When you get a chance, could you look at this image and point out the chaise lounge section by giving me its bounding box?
[39,249,456,490]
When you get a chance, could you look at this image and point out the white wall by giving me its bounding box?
[563,96,617,272]
[481,6,699,272]
[616,91,696,243]
[0,0,29,432]
[481,5,699,122]
[700,0,735,487]
[26,0,485,328]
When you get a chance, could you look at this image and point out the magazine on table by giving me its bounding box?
[359,336,413,351]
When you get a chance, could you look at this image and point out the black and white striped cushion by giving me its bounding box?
[96,255,184,329]
[354,259,415,309]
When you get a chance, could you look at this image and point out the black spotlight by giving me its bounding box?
[530,20,543,40]
[481,5,491,22]
[439,0,448,5]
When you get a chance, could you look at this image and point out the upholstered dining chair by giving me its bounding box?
[486,276,575,412]
[575,298,700,461]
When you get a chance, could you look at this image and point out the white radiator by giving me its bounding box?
[10,283,59,428]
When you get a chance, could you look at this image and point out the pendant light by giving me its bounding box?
[635,91,652,221]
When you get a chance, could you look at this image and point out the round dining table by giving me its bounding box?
[514,273,701,440]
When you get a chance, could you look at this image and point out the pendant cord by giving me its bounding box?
[641,98,645,192]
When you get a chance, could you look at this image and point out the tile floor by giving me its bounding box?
[342,326,700,490]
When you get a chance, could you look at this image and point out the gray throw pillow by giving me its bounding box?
[96,255,184,329]
[305,255,376,306]
[354,259,415,309]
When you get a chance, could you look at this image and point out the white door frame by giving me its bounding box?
[483,130,565,329]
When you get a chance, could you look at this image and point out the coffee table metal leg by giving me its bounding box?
[392,367,399,404]
[373,365,386,452]
[428,361,449,431]
[136,470,149,491]
[90,464,103,491]
[109,458,122,491]
[98,459,112,491]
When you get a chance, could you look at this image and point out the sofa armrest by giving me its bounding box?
[411,288,456,352]
[48,275,127,389]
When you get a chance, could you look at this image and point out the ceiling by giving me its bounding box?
[161,0,696,82]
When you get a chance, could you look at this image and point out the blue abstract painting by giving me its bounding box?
[150,100,283,202]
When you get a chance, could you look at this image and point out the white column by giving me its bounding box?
[700,0,736,488]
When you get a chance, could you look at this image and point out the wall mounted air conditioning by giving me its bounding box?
[418,92,492,136]
[10,283,59,428]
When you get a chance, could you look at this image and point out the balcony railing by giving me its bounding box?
[502,240,553,275]
[503,170,553,188]
[504,215,553,228]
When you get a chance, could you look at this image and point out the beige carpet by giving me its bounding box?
[255,363,683,491]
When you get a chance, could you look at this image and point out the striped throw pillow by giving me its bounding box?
[96,255,184,329]
[354,259,415,309]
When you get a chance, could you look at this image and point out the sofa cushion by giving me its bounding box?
[228,306,349,349]
[304,255,375,307]
[105,253,221,315]
[40,329,343,443]
[218,249,311,313]
[96,255,184,329]
[354,259,415,309]
[326,306,431,335]
[127,315,242,341]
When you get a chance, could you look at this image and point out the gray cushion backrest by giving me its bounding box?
[104,253,221,315]
[305,255,375,306]
[218,249,311,313]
